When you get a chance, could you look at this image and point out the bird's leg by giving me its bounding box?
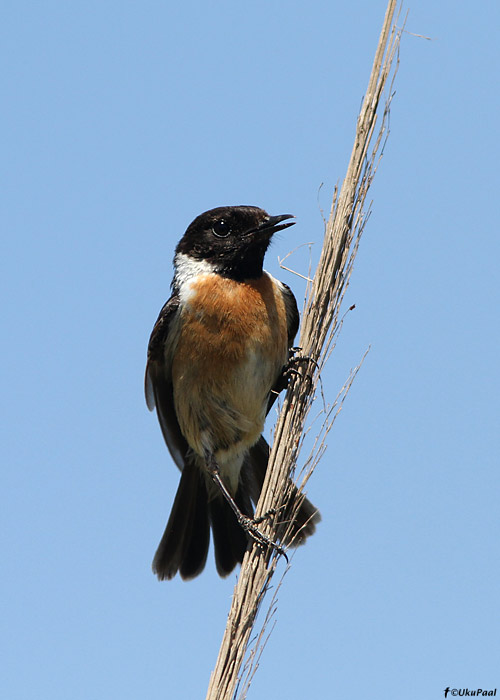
[204,451,288,560]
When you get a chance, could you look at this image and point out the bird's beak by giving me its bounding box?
[255,213,296,236]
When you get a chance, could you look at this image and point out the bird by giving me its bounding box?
[145,205,320,580]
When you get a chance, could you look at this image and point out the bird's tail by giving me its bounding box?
[152,457,210,581]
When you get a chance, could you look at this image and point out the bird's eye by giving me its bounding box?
[212,219,231,238]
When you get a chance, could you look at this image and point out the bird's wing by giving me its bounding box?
[279,280,299,346]
[266,280,300,415]
[145,294,188,471]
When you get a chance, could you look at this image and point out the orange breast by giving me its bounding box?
[172,272,288,457]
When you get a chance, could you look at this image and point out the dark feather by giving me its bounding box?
[209,487,251,578]
[145,294,180,409]
[145,294,189,471]
[244,436,321,545]
[152,459,210,581]
[280,281,299,344]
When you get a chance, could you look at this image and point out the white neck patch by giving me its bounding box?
[174,253,217,285]
[174,253,217,304]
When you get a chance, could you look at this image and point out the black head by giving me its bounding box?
[175,205,295,280]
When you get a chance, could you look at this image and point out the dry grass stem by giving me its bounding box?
[205,3,403,699]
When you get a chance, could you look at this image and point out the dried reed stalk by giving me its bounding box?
[206,2,403,698]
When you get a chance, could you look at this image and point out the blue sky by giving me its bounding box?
[2,2,499,699]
